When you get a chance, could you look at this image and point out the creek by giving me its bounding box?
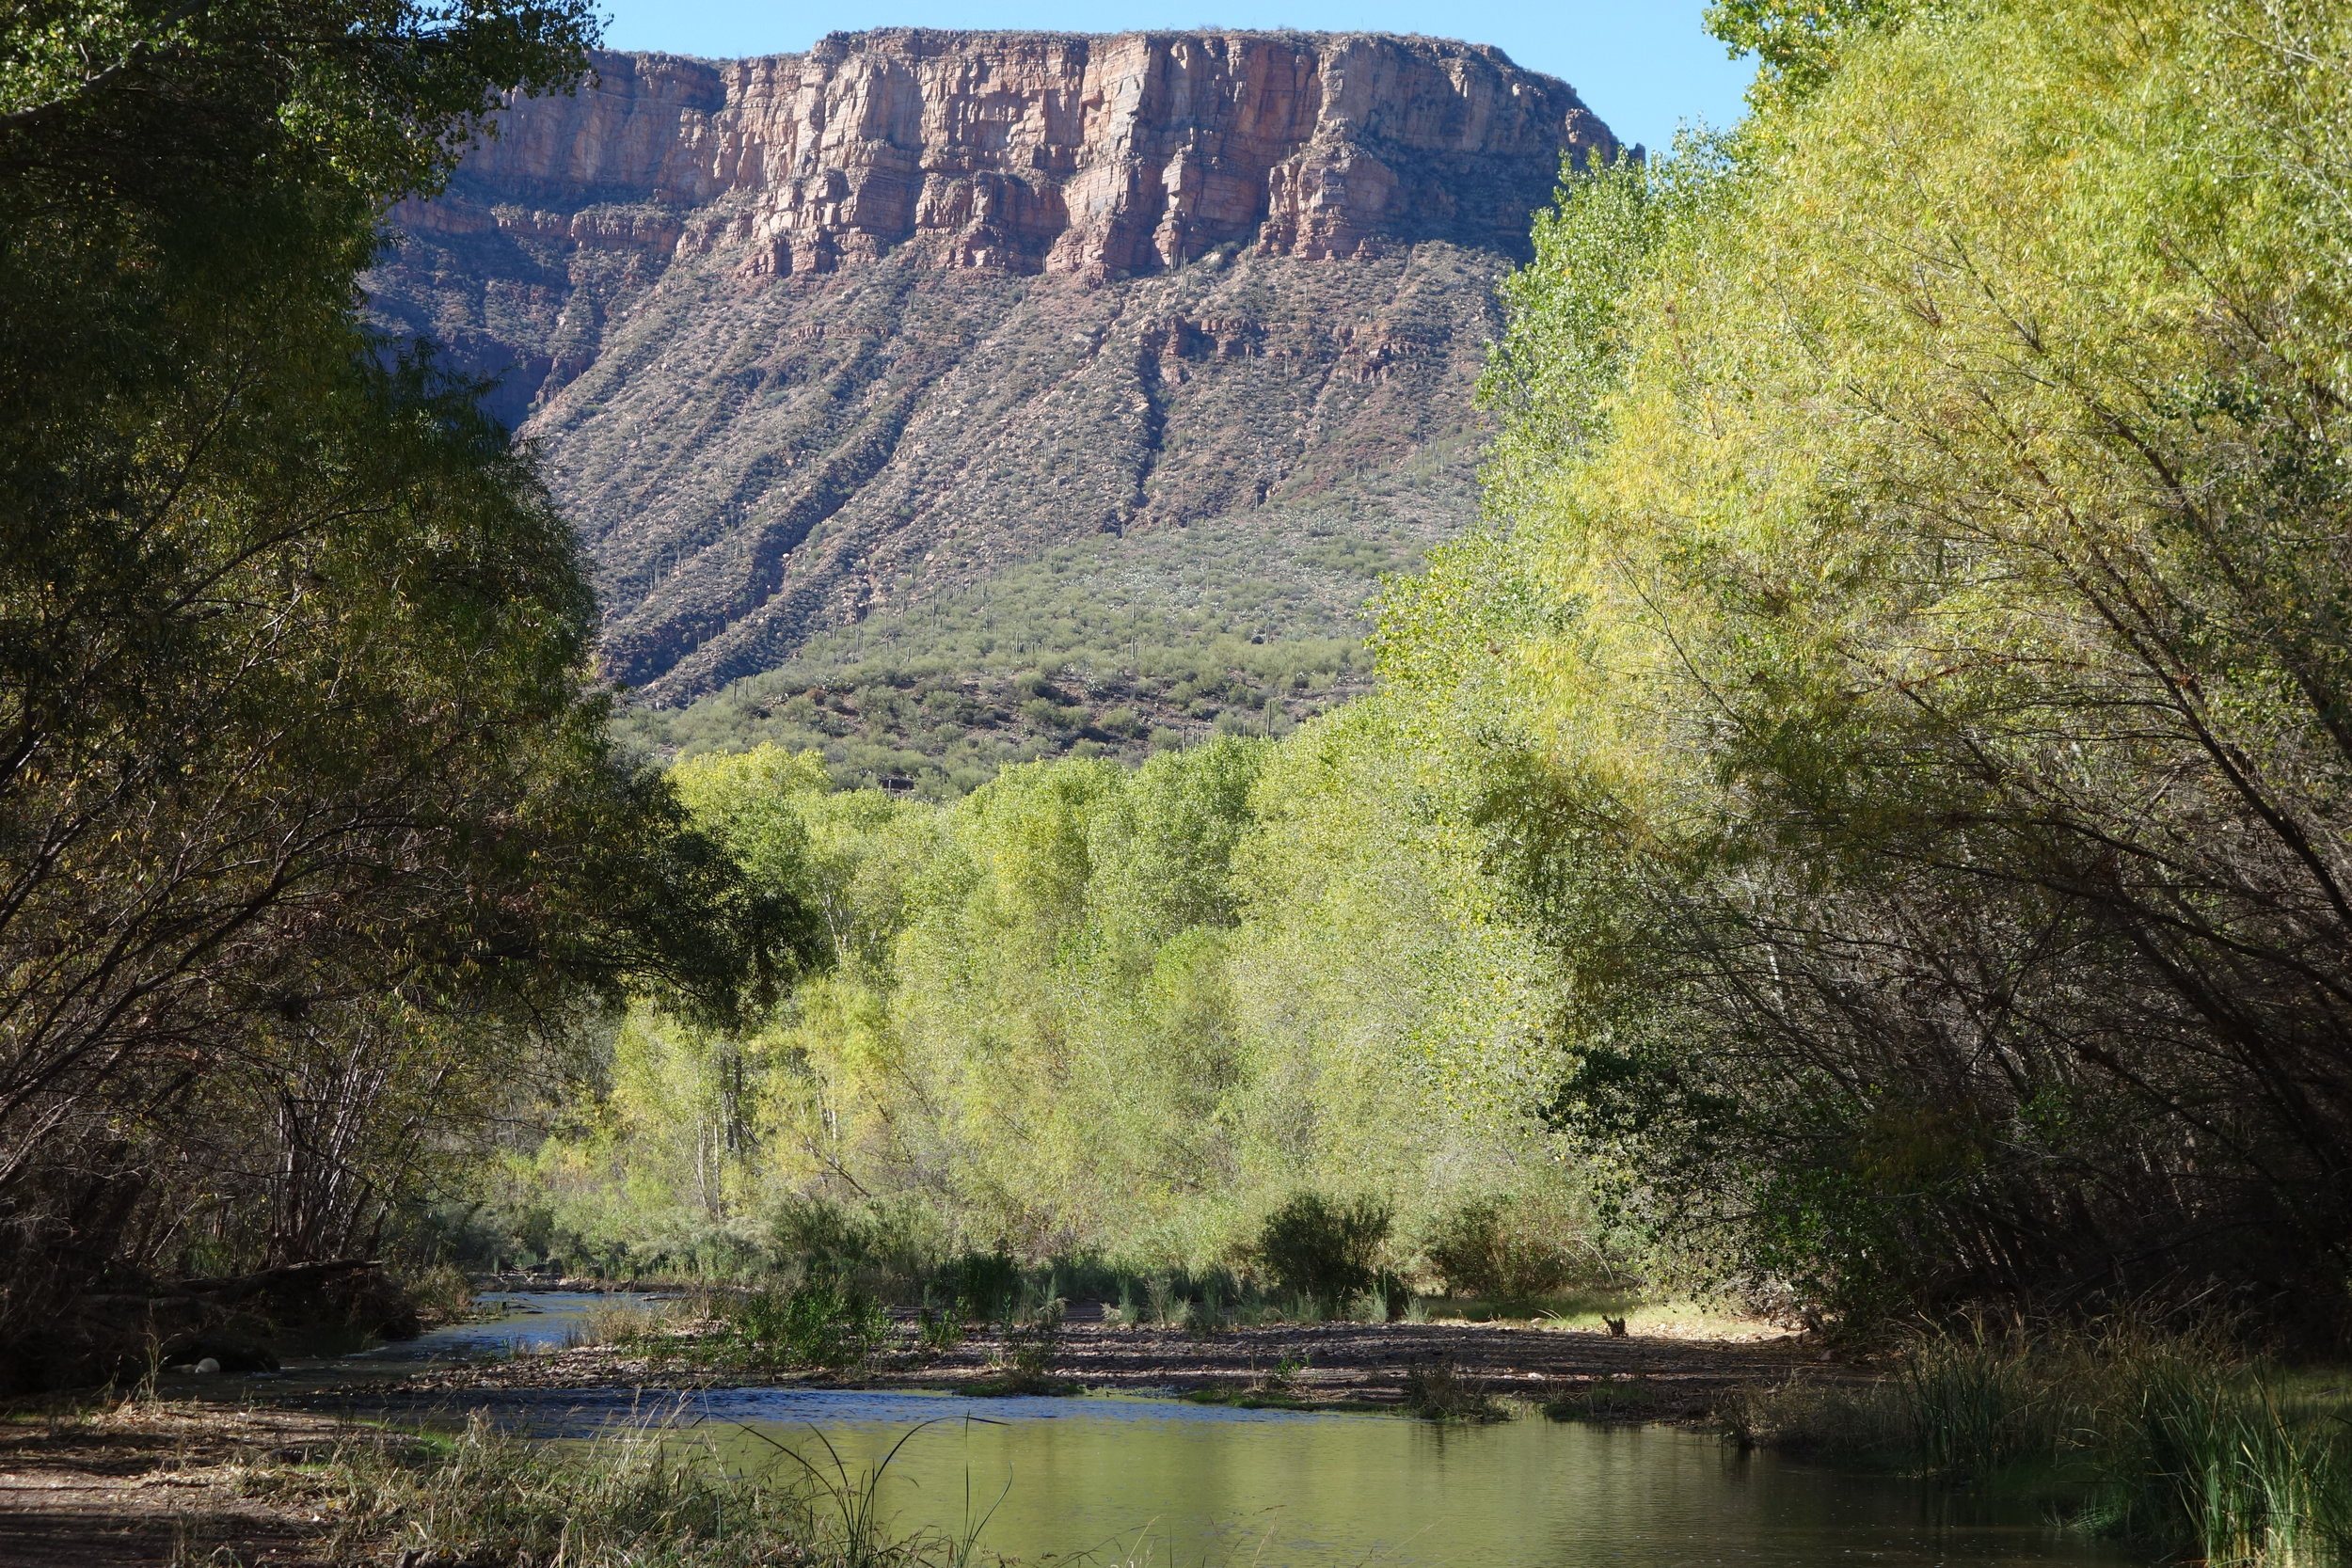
[340,1292,2135,1568]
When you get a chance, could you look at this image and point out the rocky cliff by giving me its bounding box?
[368,30,1615,739]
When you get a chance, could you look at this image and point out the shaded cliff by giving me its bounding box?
[368,31,1616,723]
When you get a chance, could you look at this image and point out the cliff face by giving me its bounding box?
[369,32,1614,711]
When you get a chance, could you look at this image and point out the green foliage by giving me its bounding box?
[1705,0,1917,108]
[1253,1193,1394,1309]
[1391,0,2352,1328]
[1,0,596,209]
[507,721,1599,1286]
[720,1277,892,1371]
[0,0,799,1369]
[1419,1196,1581,1306]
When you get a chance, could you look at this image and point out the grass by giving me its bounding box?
[1399,1356,1510,1422]
[1542,1375,1660,1422]
[1726,1320,2352,1565]
[253,1410,985,1567]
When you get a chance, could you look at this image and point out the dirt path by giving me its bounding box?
[0,1402,341,1567]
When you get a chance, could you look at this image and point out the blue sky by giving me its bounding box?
[596,2,1754,153]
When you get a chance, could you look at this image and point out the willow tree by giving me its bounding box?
[1434,0,2352,1325]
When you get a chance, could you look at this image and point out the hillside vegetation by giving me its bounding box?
[616,455,1465,789]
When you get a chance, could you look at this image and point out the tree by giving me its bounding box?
[0,0,787,1368]
[1440,0,2352,1327]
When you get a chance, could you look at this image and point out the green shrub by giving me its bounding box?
[770,1195,873,1266]
[1419,1196,1576,1305]
[723,1276,891,1370]
[1254,1192,1392,1312]
[938,1249,1023,1323]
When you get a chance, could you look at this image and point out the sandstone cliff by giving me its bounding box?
[368,31,1615,722]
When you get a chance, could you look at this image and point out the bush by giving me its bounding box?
[1254,1193,1392,1311]
[769,1195,873,1267]
[1420,1196,1577,1305]
[938,1249,1022,1323]
[723,1276,891,1370]
[396,1263,476,1326]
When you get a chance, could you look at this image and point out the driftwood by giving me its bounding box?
[176,1258,381,1304]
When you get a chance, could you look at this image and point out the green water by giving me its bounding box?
[641,1387,2133,1567]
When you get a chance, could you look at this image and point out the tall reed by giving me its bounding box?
[1727,1321,2352,1565]
[262,1410,974,1567]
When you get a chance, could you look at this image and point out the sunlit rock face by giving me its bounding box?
[371,32,1617,703]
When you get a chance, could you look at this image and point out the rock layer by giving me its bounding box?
[368,31,1615,704]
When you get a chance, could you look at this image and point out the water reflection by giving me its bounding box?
[567,1387,2130,1568]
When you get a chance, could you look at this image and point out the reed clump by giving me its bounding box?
[721,1275,894,1372]
[610,1275,896,1372]
[1400,1355,1508,1422]
[257,1411,961,1566]
[573,1293,698,1350]
[1726,1321,2352,1564]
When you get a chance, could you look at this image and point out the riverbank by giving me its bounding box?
[0,1310,1823,1562]
[329,1306,1820,1423]
[0,1399,345,1566]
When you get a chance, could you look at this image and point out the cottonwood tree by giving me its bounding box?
[0,1,802,1355]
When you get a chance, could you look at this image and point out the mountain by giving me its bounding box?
[367,30,1618,789]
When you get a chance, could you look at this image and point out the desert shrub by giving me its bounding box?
[1420,1196,1577,1304]
[1254,1192,1392,1311]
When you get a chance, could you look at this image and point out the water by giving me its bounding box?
[470,1385,2133,1568]
[350,1290,663,1361]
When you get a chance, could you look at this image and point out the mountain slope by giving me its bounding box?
[367,30,1616,784]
